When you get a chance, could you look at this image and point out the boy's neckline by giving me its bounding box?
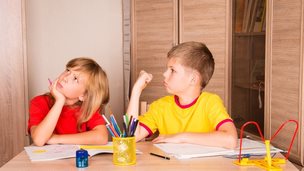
[174,95,199,109]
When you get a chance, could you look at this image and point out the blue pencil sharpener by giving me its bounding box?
[76,149,88,168]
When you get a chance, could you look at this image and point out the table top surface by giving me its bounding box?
[0,141,298,171]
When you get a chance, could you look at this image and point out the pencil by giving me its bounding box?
[106,124,115,137]
[108,124,119,137]
[150,153,170,160]
[110,114,122,136]
[102,114,110,125]
[48,78,52,85]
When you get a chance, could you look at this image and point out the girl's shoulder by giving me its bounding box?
[31,94,53,107]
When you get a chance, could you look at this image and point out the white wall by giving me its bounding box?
[26,1,124,118]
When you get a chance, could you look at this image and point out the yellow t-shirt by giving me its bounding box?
[138,92,233,136]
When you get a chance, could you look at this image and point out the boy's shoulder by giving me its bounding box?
[152,95,174,105]
[200,92,223,103]
[200,91,220,98]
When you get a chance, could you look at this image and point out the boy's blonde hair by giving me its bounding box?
[66,57,109,131]
[167,41,214,89]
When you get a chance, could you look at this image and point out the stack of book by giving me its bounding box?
[235,0,266,33]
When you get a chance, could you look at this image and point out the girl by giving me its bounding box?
[28,57,109,146]
[127,42,237,149]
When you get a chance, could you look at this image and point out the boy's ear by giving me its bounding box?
[190,74,197,85]
[191,76,195,82]
[190,71,201,85]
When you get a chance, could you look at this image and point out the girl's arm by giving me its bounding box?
[126,70,152,142]
[152,122,238,149]
[30,79,66,146]
[46,125,108,145]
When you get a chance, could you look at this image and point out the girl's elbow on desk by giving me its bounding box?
[31,136,48,146]
[30,132,48,146]
[97,134,108,144]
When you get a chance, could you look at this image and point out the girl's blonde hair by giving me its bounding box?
[66,57,109,131]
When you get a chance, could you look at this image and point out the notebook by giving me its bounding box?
[154,138,283,159]
[24,142,141,161]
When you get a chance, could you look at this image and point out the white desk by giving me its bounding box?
[0,141,298,171]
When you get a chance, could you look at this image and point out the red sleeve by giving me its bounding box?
[86,111,106,130]
[28,95,51,133]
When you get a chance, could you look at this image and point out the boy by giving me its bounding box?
[127,42,237,149]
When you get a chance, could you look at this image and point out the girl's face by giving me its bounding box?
[56,67,88,102]
[163,58,193,96]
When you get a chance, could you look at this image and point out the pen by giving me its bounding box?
[150,152,170,160]
[130,119,139,136]
[223,153,251,159]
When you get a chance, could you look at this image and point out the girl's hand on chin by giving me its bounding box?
[49,79,65,103]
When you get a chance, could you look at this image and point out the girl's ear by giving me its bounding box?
[78,94,86,102]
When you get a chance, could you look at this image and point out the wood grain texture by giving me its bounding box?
[131,0,177,103]
[0,0,29,167]
[266,0,304,166]
[180,0,229,105]
[132,0,230,106]
[1,141,298,171]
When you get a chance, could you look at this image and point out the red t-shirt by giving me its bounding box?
[28,95,105,134]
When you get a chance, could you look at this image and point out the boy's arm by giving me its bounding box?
[126,70,152,141]
[152,122,238,149]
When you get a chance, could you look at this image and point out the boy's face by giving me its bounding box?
[163,58,194,96]
[56,67,88,101]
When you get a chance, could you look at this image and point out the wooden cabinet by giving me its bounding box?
[131,0,304,166]
[0,0,29,167]
[131,0,177,103]
[231,0,266,135]
[231,0,304,165]
[131,0,230,105]
[265,0,304,166]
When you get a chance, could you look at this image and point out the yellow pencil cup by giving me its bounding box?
[112,136,136,166]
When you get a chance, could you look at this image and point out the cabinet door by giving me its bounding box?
[0,0,29,166]
[266,0,303,166]
[131,0,178,103]
[179,0,230,105]
[231,0,266,136]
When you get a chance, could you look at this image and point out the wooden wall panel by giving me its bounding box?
[0,0,29,166]
[180,0,229,105]
[266,0,304,165]
[131,0,177,103]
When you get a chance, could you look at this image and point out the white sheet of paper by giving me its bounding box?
[24,144,79,161]
[154,138,283,159]
[24,142,141,162]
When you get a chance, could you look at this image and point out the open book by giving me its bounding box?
[154,138,284,159]
[24,142,141,162]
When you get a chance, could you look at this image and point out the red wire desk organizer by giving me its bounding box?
[234,120,298,171]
